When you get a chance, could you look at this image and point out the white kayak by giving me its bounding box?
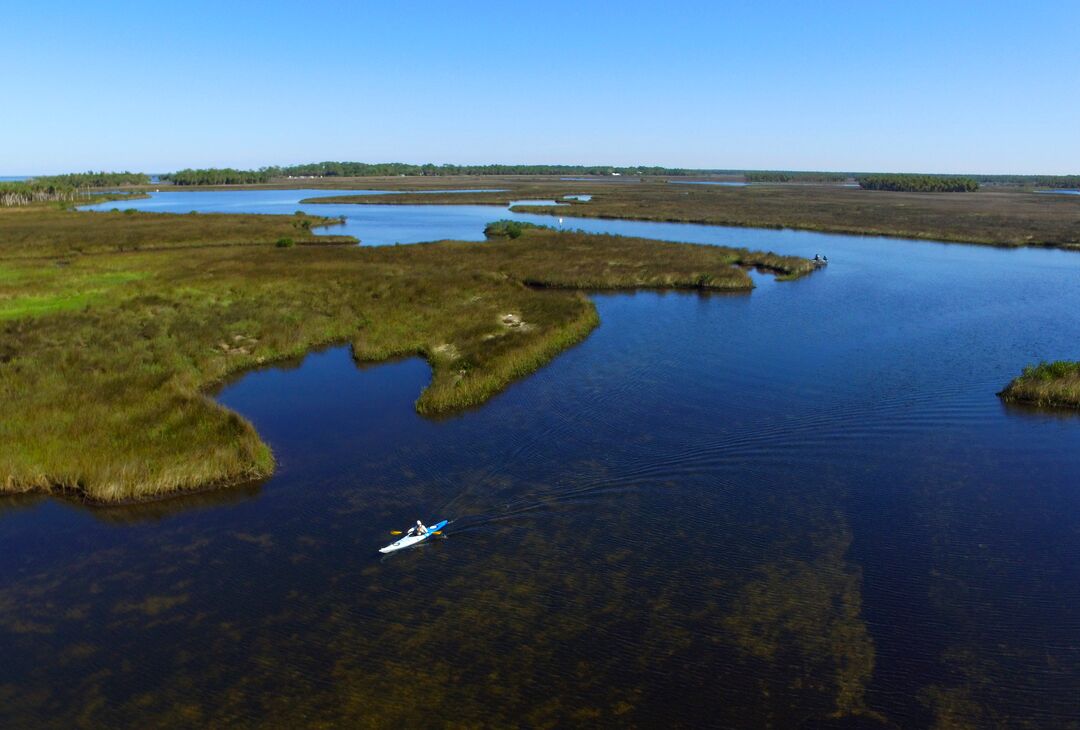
[379,520,449,554]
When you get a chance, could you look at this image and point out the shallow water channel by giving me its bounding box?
[3,191,1080,726]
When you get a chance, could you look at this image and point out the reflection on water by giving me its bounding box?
[4,197,1080,726]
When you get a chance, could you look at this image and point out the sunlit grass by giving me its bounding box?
[0,208,813,501]
[0,270,145,319]
[999,360,1080,409]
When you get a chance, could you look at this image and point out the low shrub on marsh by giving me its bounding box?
[484,220,544,239]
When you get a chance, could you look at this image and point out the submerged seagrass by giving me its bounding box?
[0,207,812,502]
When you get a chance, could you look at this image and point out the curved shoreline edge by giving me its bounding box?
[1,215,812,504]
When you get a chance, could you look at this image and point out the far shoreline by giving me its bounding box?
[147,174,1080,253]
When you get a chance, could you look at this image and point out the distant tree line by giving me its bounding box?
[857,174,979,193]
[32,171,149,187]
[151,163,1080,189]
[153,162,712,185]
[164,168,275,186]
[271,162,698,177]
[743,171,849,183]
[972,174,1080,189]
[0,181,80,206]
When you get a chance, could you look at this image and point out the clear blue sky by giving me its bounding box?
[5,1,1078,175]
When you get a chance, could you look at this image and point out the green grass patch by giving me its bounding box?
[2,291,105,319]
[0,268,147,319]
[0,207,814,502]
[999,360,1080,409]
[0,207,353,258]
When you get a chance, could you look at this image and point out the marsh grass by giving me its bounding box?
[481,224,814,285]
[526,184,1080,249]
[0,268,146,320]
[0,207,350,258]
[998,361,1080,409]
[0,209,812,502]
[298,176,1080,249]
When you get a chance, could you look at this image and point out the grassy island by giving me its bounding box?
[0,206,812,503]
[998,361,1080,409]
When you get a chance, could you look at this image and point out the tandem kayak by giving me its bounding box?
[379,520,449,554]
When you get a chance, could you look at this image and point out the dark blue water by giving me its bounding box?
[4,193,1080,727]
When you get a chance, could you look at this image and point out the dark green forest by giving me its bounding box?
[744,171,849,183]
[857,174,979,192]
[164,168,275,185]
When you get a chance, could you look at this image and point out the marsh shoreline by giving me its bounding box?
[1,208,807,503]
[169,175,1080,251]
[998,361,1080,410]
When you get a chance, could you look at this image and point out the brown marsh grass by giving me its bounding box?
[296,176,1080,250]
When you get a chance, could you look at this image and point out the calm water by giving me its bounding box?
[669,180,748,187]
[81,189,572,246]
[5,193,1080,727]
